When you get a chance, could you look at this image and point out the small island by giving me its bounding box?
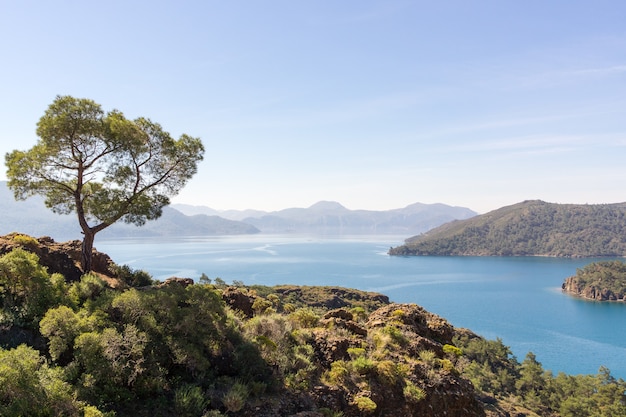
[562,260,626,301]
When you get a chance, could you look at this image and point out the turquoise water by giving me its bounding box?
[97,235,626,379]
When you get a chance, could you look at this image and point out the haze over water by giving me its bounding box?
[98,235,626,379]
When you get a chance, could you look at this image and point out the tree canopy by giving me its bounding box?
[5,95,204,271]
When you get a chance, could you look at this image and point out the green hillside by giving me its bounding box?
[1,234,626,416]
[389,200,626,257]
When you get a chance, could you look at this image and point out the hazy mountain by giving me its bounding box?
[0,181,259,241]
[390,200,626,257]
[172,203,267,221]
[174,200,477,235]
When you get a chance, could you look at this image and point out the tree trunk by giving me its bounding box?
[81,230,95,273]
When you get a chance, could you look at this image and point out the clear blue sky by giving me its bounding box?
[1,1,625,213]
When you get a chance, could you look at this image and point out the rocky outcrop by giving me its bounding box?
[303,303,485,417]
[216,288,487,417]
[0,233,115,281]
[562,276,625,301]
[273,285,390,311]
[222,286,256,317]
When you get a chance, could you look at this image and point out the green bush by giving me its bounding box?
[222,382,248,413]
[347,347,366,359]
[376,360,402,386]
[353,395,377,413]
[0,345,84,416]
[443,343,463,357]
[324,361,349,385]
[68,273,106,305]
[351,356,376,376]
[174,384,209,417]
[109,264,154,287]
[11,233,39,247]
[403,381,426,403]
[382,325,407,345]
[289,308,320,328]
[0,248,56,325]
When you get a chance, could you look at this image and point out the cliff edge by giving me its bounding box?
[562,260,626,301]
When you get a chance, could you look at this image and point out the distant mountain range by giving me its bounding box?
[172,200,477,235]
[0,181,477,240]
[389,200,626,257]
[0,182,259,241]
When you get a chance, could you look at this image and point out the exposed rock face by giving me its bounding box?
[562,276,625,301]
[0,233,114,281]
[273,286,390,311]
[305,304,485,417]
[222,286,256,317]
[362,304,485,417]
[218,289,486,417]
[158,277,195,288]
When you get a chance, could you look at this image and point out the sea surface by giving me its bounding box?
[97,234,626,379]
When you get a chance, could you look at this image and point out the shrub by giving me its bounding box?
[202,411,225,417]
[347,347,366,359]
[324,361,349,385]
[83,405,115,417]
[350,306,367,322]
[418,350,439,368]
[289,308,320,328]
[443,344,463,357]
[40,305,81,362]
[376,360,402,386]
[403,381,426,403]
[353,395,377,413]
[222,382,248,413]
[382,325,407,345]
[174,384,209,417]
[319,408,344,417]
[0,248,55,325]
[68,273,106,305]
[252,297,273,315]
[351,356,376,376]
[11,234,38,247]
[109,264,154,287]
[441,358,456,373]
[0,345,83,416]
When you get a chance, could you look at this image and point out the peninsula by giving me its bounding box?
[562,260,626,301]
[390,200,626,257]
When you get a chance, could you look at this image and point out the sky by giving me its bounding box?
[1,1,626,214]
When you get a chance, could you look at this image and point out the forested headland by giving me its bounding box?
[562,260,626,301]
[1,233,625,416]
[390,200,626,257]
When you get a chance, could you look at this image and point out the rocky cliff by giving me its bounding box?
[562,260,626,301]
[562,277,625,301]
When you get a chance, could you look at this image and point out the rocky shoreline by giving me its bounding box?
[562,276,626,301]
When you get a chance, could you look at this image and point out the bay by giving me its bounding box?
[97,234,626,379]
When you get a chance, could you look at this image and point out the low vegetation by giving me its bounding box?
[390,200,626,257]
[0,235,625,416]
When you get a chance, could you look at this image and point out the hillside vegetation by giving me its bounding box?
[390,200,626,257]
[1,234,625,416]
